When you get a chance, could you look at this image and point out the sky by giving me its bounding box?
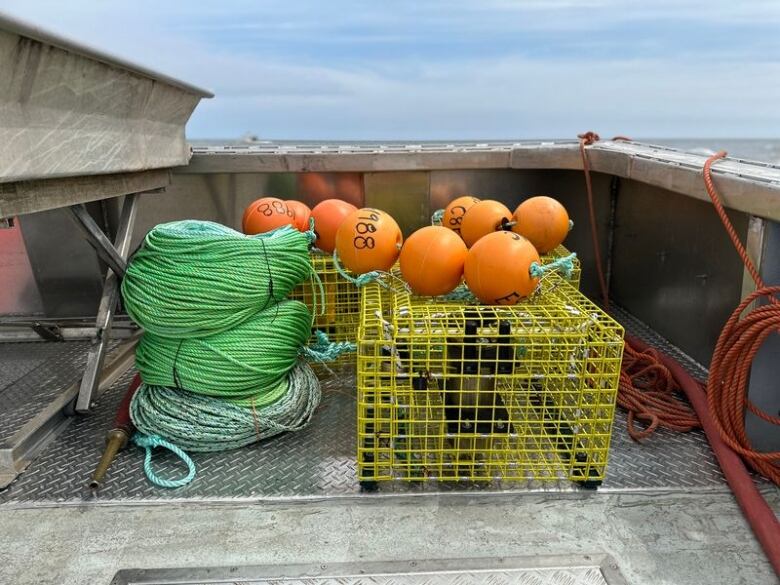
[3,0,780,140]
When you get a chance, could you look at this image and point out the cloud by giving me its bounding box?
[2,0,778,138]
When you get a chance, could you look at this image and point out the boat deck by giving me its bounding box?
[1,310,778,585]
[0,306,759,505]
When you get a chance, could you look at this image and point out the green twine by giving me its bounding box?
[135,299,313,406]
[431,209,445,225]
[529,253,577,279]
[121,220,315,339]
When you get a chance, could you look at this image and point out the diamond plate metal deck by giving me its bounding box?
[0,340,117,442]
[0,308,748,505]
[111,556,625,585]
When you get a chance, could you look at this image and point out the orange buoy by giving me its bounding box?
[464,230,541,305]
[441,195,480,235]
[241,199,259,232]
[243,197,295,235]
[511,196,570,253]
[460,200,512,247]
[310,199,358,253]
[335,208,403,274]
[400,226,468,296]
[285,200,312,232]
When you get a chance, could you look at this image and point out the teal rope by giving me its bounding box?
[332,250,383,287]
[431,209,445,226]
[133,433,196,488]
[131,362,321,454]
[530,252,577,279]
[121,220,314,338]
[300,330,357,362]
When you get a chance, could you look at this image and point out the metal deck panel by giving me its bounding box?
[0,341,115,443]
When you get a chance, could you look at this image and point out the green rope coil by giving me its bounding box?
[121,220,315,339]
[431,208,445,225]
[135,299,313,405]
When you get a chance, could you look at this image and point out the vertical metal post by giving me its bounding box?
[740,216,766,307]
[75,193,139,412]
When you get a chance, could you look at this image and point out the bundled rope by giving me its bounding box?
[618,343,700,440]
[122,221,315,338]
[702,151,779,484]
[135,299,313,405]
[121,219,339,488]
[131,361,321,454]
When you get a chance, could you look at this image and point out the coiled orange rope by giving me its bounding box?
[702,151,780,484]
[618,343,700,441]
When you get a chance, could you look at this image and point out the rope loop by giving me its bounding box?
[133,433,196,489]
[529,253,577,280]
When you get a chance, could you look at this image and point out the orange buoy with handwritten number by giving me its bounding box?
[335,208,403,274]
[243,197,295,235]
[400,226,467,296]
[310,199,357,253]
[511,196,570,253]
[464,230,540,305]
[285,200,312,232]
[460,200,512,247]
[442,195,480,236]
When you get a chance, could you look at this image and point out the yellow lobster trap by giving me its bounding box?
[290,252,361,352]
[356,276,623,488]
[291,246,581,364]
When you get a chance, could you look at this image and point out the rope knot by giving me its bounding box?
[529,253,577,280]
[577,131,600,146]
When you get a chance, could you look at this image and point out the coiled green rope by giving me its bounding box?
[120,220,338,488]
[135,299,313,405]
[121,220,315,338]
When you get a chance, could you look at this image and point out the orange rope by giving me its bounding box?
[578,131,700,442]
[577,132,610,308]
[618,343,700,441]
[702,151,780,484]
[579,134,780,482]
